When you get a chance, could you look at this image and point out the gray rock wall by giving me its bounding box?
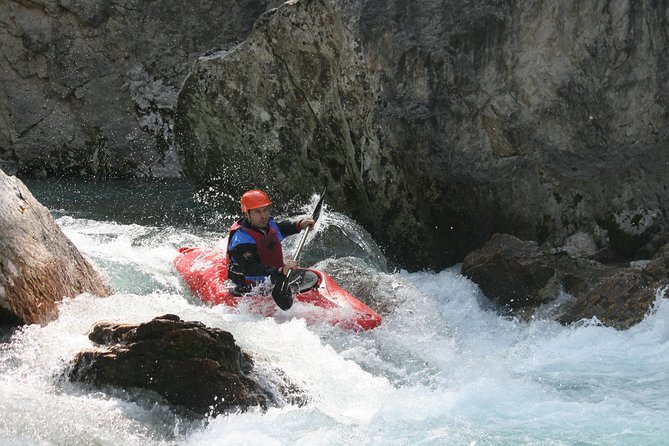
[0,0,277,178]
[350,0,669,267]
[3,0,668,270]
[174,0,669,268]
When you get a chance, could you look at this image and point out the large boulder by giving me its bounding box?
[463,232,669,329]
[0,0,277,178]
[461,234,559,315]
[0,168,110,325]
[68,314,302,416]
[174,0,389,223]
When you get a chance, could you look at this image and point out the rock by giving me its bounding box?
[4,0,669,271]
[551,254,620,300]
[559,232,598,259]
[556,269,657,330]
[643,242,669,281]
[0,168,110,325]
[597,209,664,259]
[68,314,302,416]
[555,241,669,329]
[175,0,669,271]
[464,232,669,329]
[0,0,277,178]
[461,234,559,314]
[175,0,388,228]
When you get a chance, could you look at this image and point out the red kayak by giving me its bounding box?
[174,246,382,331]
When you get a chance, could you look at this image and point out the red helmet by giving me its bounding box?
[240,189,272,213]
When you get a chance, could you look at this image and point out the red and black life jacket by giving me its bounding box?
[227,219,285,283]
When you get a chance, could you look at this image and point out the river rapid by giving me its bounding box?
[1,179,668,446]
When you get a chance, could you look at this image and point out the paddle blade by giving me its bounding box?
[271,275,293,310]
[311,187,326,222]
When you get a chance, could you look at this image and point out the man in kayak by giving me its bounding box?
[227,189,318,297]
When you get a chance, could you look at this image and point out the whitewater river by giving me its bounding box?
[1,179,668,445]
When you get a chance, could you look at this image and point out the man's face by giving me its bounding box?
[247,205,271,229]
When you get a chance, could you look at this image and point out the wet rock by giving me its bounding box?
[68,314,302,416]
[558,241,669,329]
[556,269,657,330]
[464,233,669,329]
[0,169,110,325]
[551,255,620,300]
[461,234,559,314]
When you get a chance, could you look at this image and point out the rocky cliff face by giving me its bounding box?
[0,0,277,178]
[176,0,669,269]
[3,0,668,270]
[355,0,669,268]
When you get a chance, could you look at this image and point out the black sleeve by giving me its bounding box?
[277,219,302,237]
[228,242,282,280]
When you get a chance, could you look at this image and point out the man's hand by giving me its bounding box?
[282,259,298,275]
[299,218,316,230]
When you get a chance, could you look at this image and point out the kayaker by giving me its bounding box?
[227,189,318,296]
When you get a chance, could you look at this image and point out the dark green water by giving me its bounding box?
[19,176,388,270]
[21,177,236,232]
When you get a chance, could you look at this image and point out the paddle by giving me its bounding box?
[272,188,326,310]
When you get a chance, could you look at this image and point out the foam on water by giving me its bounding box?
[1,215,668,445]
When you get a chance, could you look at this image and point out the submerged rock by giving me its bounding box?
[68,314,304,417]
[0,169,110,325]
